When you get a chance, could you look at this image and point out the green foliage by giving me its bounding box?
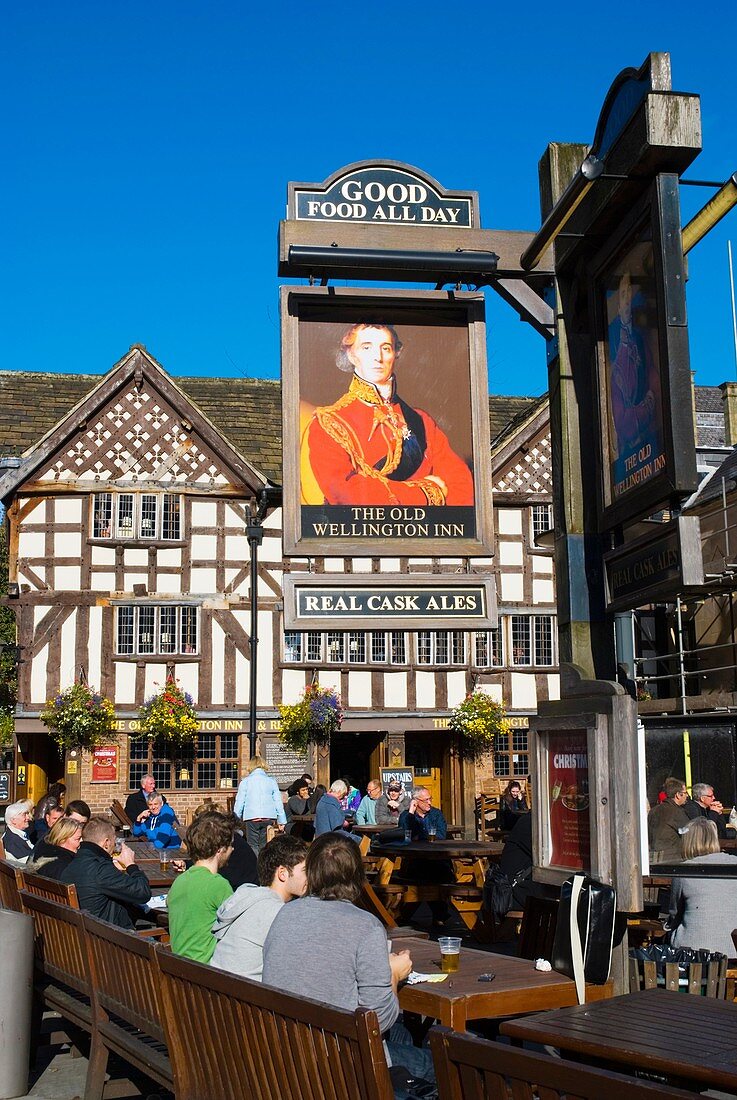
[41,681,116,752]
[448,690,509,763]
[277,683,343,755]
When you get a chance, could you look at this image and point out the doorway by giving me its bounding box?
[405,732,445,812]
[329,733,384,794]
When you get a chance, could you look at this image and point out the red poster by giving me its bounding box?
[91,746,119,784]
[548,730,590,871]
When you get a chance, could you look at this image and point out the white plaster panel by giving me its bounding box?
[225,502,246,526]
[190,568,217,593]
[323,559,344,573]
[414,671,436,709]
[210,619,226,705]
[501,574,525,602]
[472,557,495,567]
[91,546,116,566]
[156,574,182,595]
[190,535,218,559]
[257,610,273,700]
[510,672,538,710]
[446,670,467,708]
[348,671,372,708]
[236,648,249,706]
[123,549,149,567]
[90,572,116,592]
[55,566,81,590]
[115,663,137,705]
[174,663,198,702]
[225,535,248,560]
[18,530,46,557]
[497,509,522,535]
[532,579,555,604]
[317,671,340,695]
[191,501,217,527]
[156,549,182,568]
[547,674,560,701]
[31,647,49,704]
[59,610,77,686]
[281,670,307,704]
[381,559,402,572]
[482,682,504,703]
[87,606,103,688]
[145,664,169,700]
[383,673,407,710]
[225,568,242,593]
[57,499,83,523]
[532,555,553,575]
[262,534,282,558]
[498,541,524,566]
[351,559,373,573]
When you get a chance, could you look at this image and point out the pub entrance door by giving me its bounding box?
[329,733,383,794]
[405,732,444,813]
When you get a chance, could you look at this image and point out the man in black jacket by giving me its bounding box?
[684,782,732,839]
[124,774,159,822]
[61,816,151,929]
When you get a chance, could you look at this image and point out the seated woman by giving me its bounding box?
[26,816,83,880]
[131,792,181,848]
[668,818,737,957]
[500,780,529,831]
[285,780,313,839]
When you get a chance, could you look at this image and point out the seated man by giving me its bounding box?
[31,797,65,844]
[314,779,360,842]
[399,787,447,840]
[124,773,165,822]
[648,777,690,863]
[355,779,382,826]
[262,832,434,1095]
[64,799,91,825]
[211,834,307,980]
[375,782,411,825]
[131,792,181,848]
[167,811,235,962]
[61,815,151,929]
[684,782,731,839]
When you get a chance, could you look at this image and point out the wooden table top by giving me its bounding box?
[501,988,737,1091]
[397,936,612,1030]
[377,840,503,859]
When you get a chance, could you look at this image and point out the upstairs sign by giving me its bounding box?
[288,160,478,228]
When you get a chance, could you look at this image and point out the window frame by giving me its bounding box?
[115,604,200,657]
[91,491,184,542]
[129,731,239,792]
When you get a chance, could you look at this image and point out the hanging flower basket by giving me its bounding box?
[448,690,509,763]
[41,681,116,753]
[137,678,199,747]
[277,683,343,755]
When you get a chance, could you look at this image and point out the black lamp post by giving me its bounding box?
[246,485,281,758]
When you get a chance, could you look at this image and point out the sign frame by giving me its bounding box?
[282,572,497,630]
[590,178,698,530]
[380,766,415,795]
[281,285,494,558]
[604,515,704,611]
[91,745,119,783]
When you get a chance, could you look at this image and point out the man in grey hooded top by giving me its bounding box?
[210,834,307,980]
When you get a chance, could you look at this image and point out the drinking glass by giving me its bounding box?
[159,849,170,871]
[438,936,461,973]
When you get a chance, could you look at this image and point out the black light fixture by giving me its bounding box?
[520,155,604,271]
[286,245,500,285]
[247,484,283,758]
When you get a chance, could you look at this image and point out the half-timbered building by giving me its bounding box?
[0,346,558,828]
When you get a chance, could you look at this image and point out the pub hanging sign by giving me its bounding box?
[288,160,478,228]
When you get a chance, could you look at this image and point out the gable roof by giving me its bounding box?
[0,348,269,501]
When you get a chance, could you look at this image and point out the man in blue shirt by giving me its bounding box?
[315,780,360,843]
[399,787,447,840]
[355,779,382,826]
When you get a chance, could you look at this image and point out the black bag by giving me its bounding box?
[551,873,616,1003]
[389,1065,438,1100]
[482,863,531,920]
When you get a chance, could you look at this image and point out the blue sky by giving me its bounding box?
[2,2,736,397]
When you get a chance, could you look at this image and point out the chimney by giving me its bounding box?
[720,383,737,447]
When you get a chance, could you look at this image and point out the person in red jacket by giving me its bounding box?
[303,323,473,508]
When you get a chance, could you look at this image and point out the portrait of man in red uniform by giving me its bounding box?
[301,322,474,508]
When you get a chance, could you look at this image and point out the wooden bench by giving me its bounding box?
[19,867,167,940]
[429,1026,694,1099]
[629,955,735,998]
[19,890,94,1048]
[0,856,23,910]
[81,912,172,1099]
[154,945,394,1100]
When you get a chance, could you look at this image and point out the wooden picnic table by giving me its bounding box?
[373,840,503,887]
[501,987,737,1093]
[397,936,612,1032]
